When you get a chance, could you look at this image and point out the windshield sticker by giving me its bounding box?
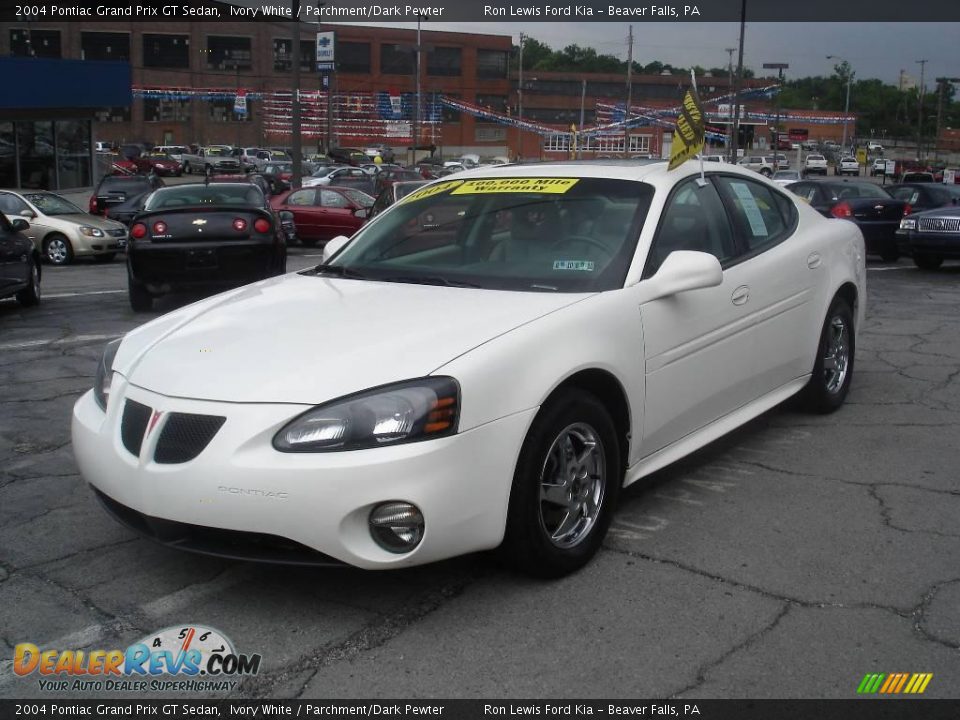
[399,180,464,205]
[553,260,595,271]
[729,182,769,237]
[452,178,579,195]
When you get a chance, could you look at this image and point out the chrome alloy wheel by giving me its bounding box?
[823,314,850,394]
[538,422,606,549]
[46,237,69,264]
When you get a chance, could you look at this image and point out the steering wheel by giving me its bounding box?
[553,235,614,257]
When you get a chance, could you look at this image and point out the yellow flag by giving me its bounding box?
[668,86,706,171]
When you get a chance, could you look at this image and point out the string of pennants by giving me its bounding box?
[131,84,856,142]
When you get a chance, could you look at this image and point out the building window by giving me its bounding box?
[56,120,92,189]
[427,47,461,77]
[629,135,652,153]
[81,32,130,61]
[475,125,506,142]
[273,39,316,72]
[587,136,625,153]
[338,42,370,74]
[544,134,572,152]
[144,98,190,123]
[209,99,252,123]
[380,44,413,75]
[143,34,190,69]
[206,36,252,71]
[0,122,15,189]
[476,95,507,113]
[477,49,508,79]
[10,29,61,58]
[94,107,131,123]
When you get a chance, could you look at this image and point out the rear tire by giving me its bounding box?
[500,388,621,578]
[801,296,855,413]
[128,274,154,312]
[880,246,900,263]
[913,253,943,270]
[300,237,318,247]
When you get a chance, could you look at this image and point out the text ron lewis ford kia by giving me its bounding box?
[72,161,866,577]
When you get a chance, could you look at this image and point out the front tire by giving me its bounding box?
[16,259,41,307]
[501,388,621,578]
[801,296,855,413]
[913,253,943,270]
[43,233,74,265]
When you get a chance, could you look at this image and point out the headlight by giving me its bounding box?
[79,225,105,238]
[273,377,460,452]
[899,218,917,231]
[93,339,121,411]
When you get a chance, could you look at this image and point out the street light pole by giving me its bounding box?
[725,47,735,157]
[290,0,303,187]
[916,59,927,161]
[413,18,421,164]
[730,0,747,163]
[518,32,525,161]
[826,55,852,151]
[763,62,788,169]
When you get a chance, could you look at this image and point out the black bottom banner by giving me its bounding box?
[2,700,959,720]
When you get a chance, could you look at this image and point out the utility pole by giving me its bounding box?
[763,62,788,169]
[413,18,422,164]
[290,0,303,187]
[826,55,853,150]
[625,25,633,155]
[916,59,927,161]
[518,32,525,161]
[730,0,747,163]
[725,47,735,157]
[579,79,586,159]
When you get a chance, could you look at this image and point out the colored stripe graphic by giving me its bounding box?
[858,673,932,694]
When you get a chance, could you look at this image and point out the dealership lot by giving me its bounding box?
[1,253,959,698]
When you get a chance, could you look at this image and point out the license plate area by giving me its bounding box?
[185,249,218,269]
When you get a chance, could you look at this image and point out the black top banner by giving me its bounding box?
[4,0,960,22]
[2,700,960,720]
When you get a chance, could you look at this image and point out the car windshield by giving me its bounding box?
[267,163,292,173]
[23,192,84,216]
[825,182,891,199]
[339,189,375,207]
[808,155,825,161]
[320,177,653,293]
[206,148,230,158]
[311,166,340,178]
[144,184,264,210]
[270,151,291,161]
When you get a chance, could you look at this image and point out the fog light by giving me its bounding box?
[369,502,424,554]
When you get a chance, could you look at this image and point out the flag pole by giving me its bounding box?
[691,69,706,186]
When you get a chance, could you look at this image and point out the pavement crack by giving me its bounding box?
[241,571,482,699]
[913,578,960,651]
[866,485,960,539]
[14,537,140,573]
[668,603,791,698]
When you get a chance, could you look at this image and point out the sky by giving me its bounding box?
[331,21,960,87]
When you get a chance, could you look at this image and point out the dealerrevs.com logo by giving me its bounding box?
[13,625,261,693]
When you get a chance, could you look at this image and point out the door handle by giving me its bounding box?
[807,252,822,269]
[731,285,750,306]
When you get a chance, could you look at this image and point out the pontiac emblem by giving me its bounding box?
[192,219,207,226]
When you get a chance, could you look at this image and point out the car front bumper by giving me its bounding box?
[897,230,960,258]
[72,381,534,569]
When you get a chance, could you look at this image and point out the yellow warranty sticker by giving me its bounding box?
[399,179,464,204]
[451,178,579,195]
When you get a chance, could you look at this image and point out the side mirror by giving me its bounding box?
[353,207,370,219]
[20,209,37,219]
[322,235,350,262]
[646,251,723,301]
[11,218,30,232]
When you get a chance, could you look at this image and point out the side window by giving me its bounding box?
[890,187,920,205]
[717,177,795,252]
[0,193,29,216]
[287,189,315,206]
[320,190,350,209]
[645,179,735,277]
[790,184,817,204]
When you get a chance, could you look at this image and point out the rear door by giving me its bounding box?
[283,189,322,242]
[318,189,359,239]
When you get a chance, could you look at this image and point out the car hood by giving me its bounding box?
[47,213,126,230]
[913,205,960,218]
[116,273,591,404]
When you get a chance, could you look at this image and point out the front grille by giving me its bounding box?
[154,413,226,464]
[918,217,960,233]
[121,400,152,457]
[107,228,127,238]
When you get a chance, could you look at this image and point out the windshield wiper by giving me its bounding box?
[304,264,370,280]
[381,275,483,289]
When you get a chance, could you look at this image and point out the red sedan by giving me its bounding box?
[270,186,374,246]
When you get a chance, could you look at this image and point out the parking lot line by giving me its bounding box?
[0,333,120,352]
[44,290,126,299]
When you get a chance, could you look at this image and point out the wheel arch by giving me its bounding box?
[834,281,858,321]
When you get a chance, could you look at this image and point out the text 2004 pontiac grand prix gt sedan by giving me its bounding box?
[72,161,866,577]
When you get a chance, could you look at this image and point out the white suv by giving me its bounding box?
[804,154,828,176]
[738,156,774,176]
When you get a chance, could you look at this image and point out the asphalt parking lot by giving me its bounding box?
[1,250,958,699]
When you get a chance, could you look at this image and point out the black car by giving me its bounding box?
[896,205,960,270]
[89,175,165,226]
[369,180,428,219]
[0,213,41,307]
[126,183,287,311]
[787,178,908,261]
[886,183,960,214]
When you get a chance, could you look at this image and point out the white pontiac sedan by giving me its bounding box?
[72,161,866,577]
